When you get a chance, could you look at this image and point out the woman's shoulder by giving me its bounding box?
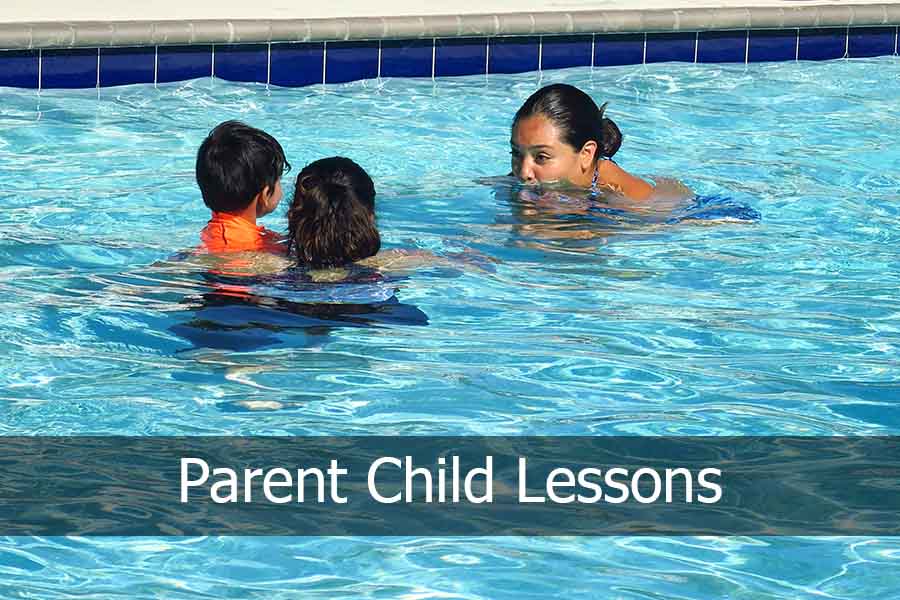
[598,159,654,200]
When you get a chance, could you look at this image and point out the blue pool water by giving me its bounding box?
[1,57,899,597]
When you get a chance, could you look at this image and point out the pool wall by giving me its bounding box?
[1,3,899,88]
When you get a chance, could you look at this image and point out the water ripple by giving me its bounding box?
[2,58,900,597]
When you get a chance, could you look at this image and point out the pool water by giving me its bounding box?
[1,57,899,597]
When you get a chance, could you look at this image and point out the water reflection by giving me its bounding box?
[488,176,757,254]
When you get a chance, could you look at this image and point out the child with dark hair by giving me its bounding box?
[285,157,490,277]
[286,157,381,269]
[510,84,656,200]
[196,120,291,253]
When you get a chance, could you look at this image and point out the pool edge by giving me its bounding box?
[1,4,899,49]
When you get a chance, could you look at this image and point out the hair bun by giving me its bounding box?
[597,103,622,158]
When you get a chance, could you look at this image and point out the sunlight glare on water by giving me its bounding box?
[1,57,899,598]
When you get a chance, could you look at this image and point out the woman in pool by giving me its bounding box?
[510,83,655,201]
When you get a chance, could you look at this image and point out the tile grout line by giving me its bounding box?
[153,45,158,87]
[211,44,216,78]
[590,33,595,68]
[744,30,750,64]
[538,35,543,72]
[322,41,327,85]
[795,28,800,61]
[895,26,898,55]
[96,48,101,88]
[37,48,42,93]
[266,42,272,88]
[431,38,436,81]
[642,33,647,64]
[844,26,850,58]
[377,40,382,79]
[485,38,490,76]
[694,32,699,63]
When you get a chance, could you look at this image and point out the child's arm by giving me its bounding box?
[598,160,655,201]
[358,248,443,272]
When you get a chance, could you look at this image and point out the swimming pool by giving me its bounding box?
[1,56,899,596]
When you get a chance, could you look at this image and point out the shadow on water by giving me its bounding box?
[168,268,429,353]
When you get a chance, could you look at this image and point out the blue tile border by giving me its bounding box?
[157,45,212,84]
[325,41,378,84]
[749,29,798,62]
[381,39,432,78]
[100,47,155,87]
[215,43,268,83]
[799,28,846,61]
[2,27,899,90]
[646,32,696,63]
[698,31,747,63]
[489,36,540,74]
[270,42,323,87]
[435,38,486,77]
[41,48,98,89]
[594,33,645,67]
[848,26,895,58]
[541,35,593,71]
[0,49,38,88]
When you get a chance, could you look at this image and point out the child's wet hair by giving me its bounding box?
[196,120,290,213]
[513,83,622,160]
[287,157,380,269]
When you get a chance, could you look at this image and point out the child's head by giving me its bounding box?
[196,120,290,217]
[510,84,621,186]
[287,157,380,269]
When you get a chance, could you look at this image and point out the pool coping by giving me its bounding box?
[2,3,900,50]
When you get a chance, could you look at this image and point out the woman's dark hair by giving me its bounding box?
[513,84,622,160]
[196,120,290,213]
[287,157,380,269]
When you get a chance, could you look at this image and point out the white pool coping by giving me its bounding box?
[1,2,900,50]
[2,0,898,23]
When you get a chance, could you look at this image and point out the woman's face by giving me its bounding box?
[510,115,596,187]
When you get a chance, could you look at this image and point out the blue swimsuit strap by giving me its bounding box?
[589,157,612,197]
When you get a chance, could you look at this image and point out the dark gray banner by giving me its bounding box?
[1,437,898,535]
